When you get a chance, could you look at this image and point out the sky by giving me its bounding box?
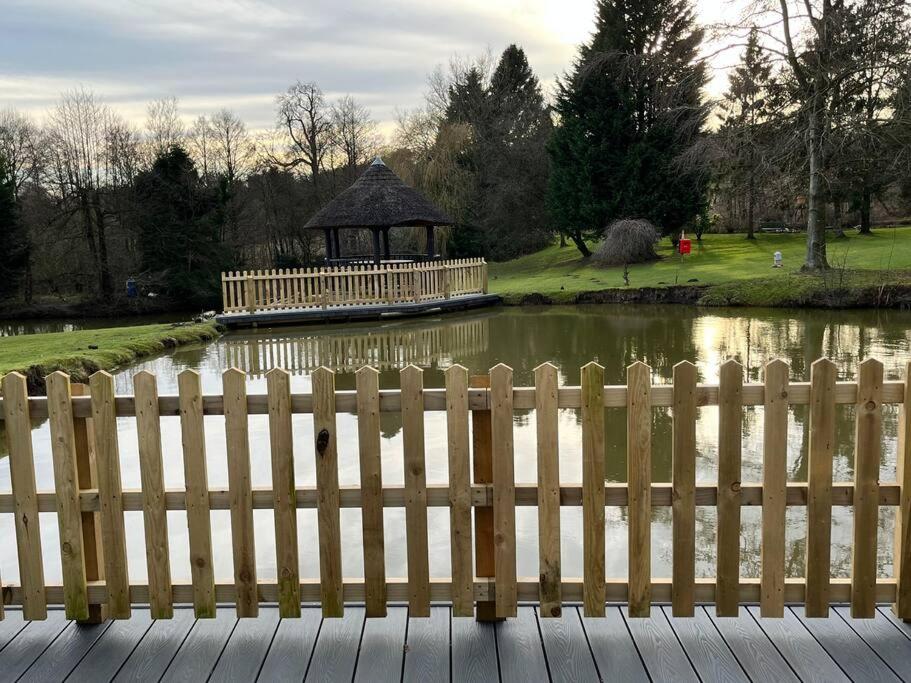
[0,0,746,137]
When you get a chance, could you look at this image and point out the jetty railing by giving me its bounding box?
[1,358,910,623]
[220,258,488,314]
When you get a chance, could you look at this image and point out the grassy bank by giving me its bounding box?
[0,321,221,392]
[489,227,911,306]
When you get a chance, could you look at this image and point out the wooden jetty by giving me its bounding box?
[216,259,499,327]
[1,358,911,680]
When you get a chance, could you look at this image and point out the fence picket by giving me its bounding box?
[581,362,605,617]
[401,365,431,616]
[716,359,742,616]
[672,361,697,617]
[267,368,301,618]
[627,362,652,617]
[46,372,89,621]
[535,362,562,617]
[357,366,387,617]
[178,369,216,618]
[312,367,344,617]
[896,360,911,620]
[761,359,789,617]
[90,371,131,619]
[3,372,46,620]
[445,365,474,617]
[133,371,173,619]
[491,363,517,618]
[806,359,836,617]
[852,358,882,618]
[223,368,258,618]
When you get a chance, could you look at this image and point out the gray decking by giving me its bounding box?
[215,294,501,328]
[1,603,910,682]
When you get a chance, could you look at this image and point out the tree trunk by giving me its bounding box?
[559,232,567,248]
[804,107,829,270]
[859,187,872,234]
[570,231,591,257]
[746,171,756,240]
[832,198,845,238]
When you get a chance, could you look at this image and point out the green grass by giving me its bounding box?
[489,227,911,304]
[0,321,221,391]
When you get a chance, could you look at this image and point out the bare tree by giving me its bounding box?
[272,81,333,188]
[187,115,215,179]
[330,95,379,177]
[46,89,135,296]
[0,109,45,199]
[146,96,184,159]
[210,108,256,183]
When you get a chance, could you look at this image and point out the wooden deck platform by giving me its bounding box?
[215,293,501,328]
[1,603,910,682]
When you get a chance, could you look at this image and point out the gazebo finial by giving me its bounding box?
[371,155,385,166]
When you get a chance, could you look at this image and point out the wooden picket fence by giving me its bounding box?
[1,358,911,624]
[221,258,488,314]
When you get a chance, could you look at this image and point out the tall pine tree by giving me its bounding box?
[548,0,709,256]
[718,27,776,240]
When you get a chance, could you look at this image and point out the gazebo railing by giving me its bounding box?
[221,258,488,314]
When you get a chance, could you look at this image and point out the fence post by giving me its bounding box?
[72,382,106,624]
[482,260,489,294]
[412,266,422,303]
[443,264,451,299]
[244,275,255,315]
[471,374,499,621]
[896,360,911,621]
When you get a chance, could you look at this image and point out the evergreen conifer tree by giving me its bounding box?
[548,0,709,256]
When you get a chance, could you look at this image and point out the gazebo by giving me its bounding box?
[305,157,454,265]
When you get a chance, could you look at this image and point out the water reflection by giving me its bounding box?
[1,305,909,592]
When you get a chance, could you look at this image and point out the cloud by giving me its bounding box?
[0,0,736,133]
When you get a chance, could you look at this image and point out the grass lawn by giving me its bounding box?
[0,321,221,390]
[489,227,911,304]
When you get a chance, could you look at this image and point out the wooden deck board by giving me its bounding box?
[18,620,111,682]
[793,606,900,682]
[67,610,154,682]
[537,605,600,682]
[0,603,907,682]
[208,607,280,681]
[834,606,911,679]
[304,606,365,683]
[451,617,498,681]
[623,605,699,683]
[747,605,850,683]
[402,605,449,683]
[354,606,408,683]
[707,606,799,682]
[496,606,548,683]
[112,608,196,682]
[661,605,748,682]
[257,610,322,682]
[0,611,69,683]
[159,607,237,682]
[580,606,649,682]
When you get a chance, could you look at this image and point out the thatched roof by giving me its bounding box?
[304,157,454,230]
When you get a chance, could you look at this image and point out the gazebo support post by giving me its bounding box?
[382,228,391,260]
[371,228,381,265]
[323,228,334,261]
[332,228,341,262]
[426,225,435,260]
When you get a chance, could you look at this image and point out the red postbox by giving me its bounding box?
[679,238,691,255]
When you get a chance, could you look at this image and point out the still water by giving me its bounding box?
[2,304,910,589]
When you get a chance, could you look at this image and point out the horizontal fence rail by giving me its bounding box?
[1,358,910,624]
[221,258,488,314]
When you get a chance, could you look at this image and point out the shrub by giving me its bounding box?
[592,219,661,266]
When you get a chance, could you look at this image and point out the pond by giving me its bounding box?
[2,304,910,591]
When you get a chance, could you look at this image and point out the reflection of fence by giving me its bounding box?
[0,358,909,623]
[221,259,488,314]
[219,319,489,376]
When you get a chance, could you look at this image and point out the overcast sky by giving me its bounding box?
[0,0,745,135]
